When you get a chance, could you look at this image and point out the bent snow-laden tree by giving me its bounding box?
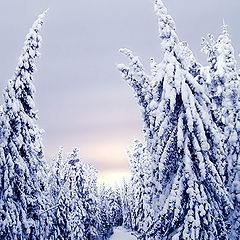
[0,11,47,240]
[201,23,240,189]
[201,23,240,239]
[118,0,235,239]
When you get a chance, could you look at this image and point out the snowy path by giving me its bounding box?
[110,227,138,240]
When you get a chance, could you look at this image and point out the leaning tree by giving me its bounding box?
[0,10,47,239]
[118,0,233,239]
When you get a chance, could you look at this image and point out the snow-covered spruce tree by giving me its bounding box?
[122,141,160,235]
[107,187,123,228]
[127,147,137,230]
[49,148,86,239]
[0,11,48,240]
[114,187,124,226]
[48,147,65,206]
[82,162,102,240]
[120,178,133,230]
[128,139,153,234]
[128,139,145,232]
[42,147,66,239]
[118,1,232,239]
[99,185,123,237]
[201,24,240,187]
[201,24,240,239]
[117,47,157,234]
[99,183,114,239]
[46,148,103,240]
[65,148,86,240]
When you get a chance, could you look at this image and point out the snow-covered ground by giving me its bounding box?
[110,227,138,240]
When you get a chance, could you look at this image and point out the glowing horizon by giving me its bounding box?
[97,170,131,188]
[44,134,142,187]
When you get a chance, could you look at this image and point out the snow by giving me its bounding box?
[110,227,137,240]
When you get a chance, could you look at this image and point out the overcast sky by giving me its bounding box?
[0,0,239,185]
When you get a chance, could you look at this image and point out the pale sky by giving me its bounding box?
[0,0,239,186]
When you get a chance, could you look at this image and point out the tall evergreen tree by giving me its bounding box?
[0,10,47,240]
[119,1,232,239]
[202,23,240,187]
[202,23,240,240]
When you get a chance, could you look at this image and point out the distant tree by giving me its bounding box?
[0,10,48,240]
[47,148,86,239]
[99,184,123,239]
[119,1,232,239]
[201,23,240,188]
[99,183,114,239]
[82,162,102,240]
[65,148,86,240]
[128,139,153,234]
[48,147,65,206]
[108,187,123,228]
[43,147,66,239]
[128,139,144,232]
[120,178,133,230]
[45,148,103,240]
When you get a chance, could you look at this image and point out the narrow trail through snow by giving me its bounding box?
[110,227,138,240]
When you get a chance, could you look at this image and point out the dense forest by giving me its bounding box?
[0,0,240,239]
